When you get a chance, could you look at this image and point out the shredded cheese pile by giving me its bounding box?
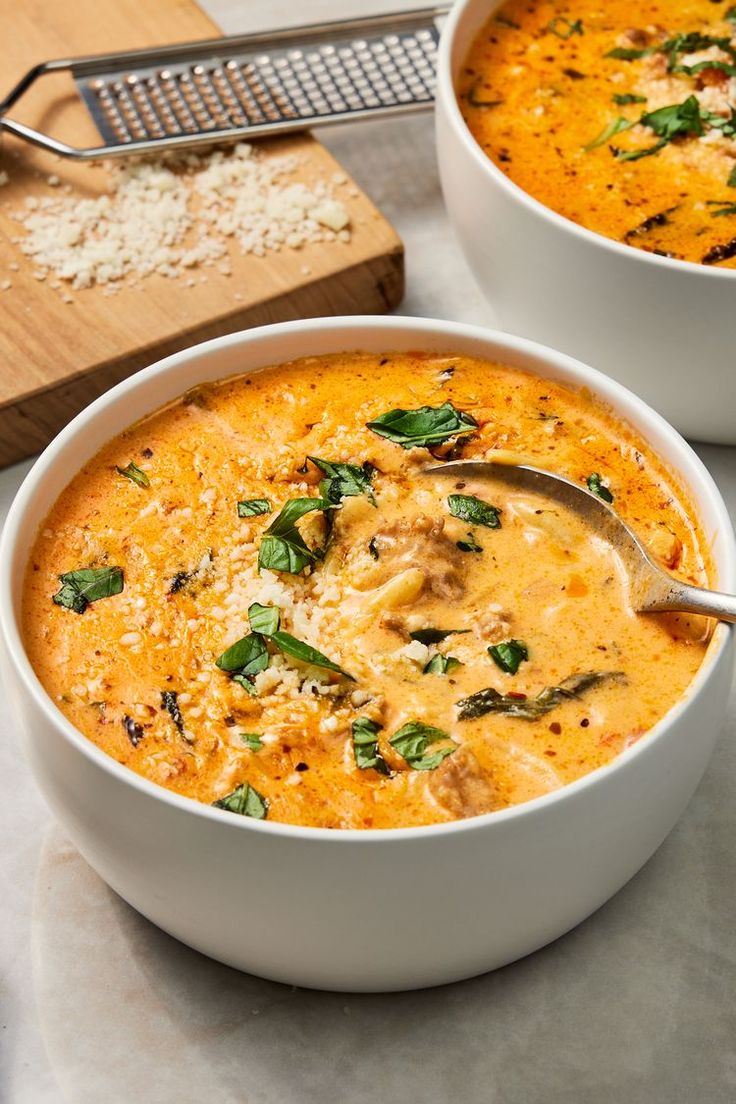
[2,142,351,296]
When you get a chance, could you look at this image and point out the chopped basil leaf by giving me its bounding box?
[213,782,268,819]
[423,654,462,676]
[707,200,736,218]
[258,497,327,575]
[447,493,501,529]
[457,671,625,721]
[307,457,376,505]
[216,635,270,675]
[352,717,390,774]
[116,461,150,488]
[238,499,272,517]
[729,165,736,188]
[587,473,614,503]
[389,721,457,771]
[613,137,668,162]
[465,86,504,108]
[269,631,355,680]
[583,116,634,152]
[410,628,470,645]
[161,690,185,736]
[248,602,280,636]
[366,401,478,450]
[232,673,259,696]
[488,639,528,675]
[52,566,124,614]
[547,16,583,39]
[663,32,736,73]
[123,714,144,747]
[641,96,704,140]
[495,13,519,29]
[457,532,483,553]
[728,6,736,26]
[612,93,646,105]
[613,96,704,161]
[605,46,656,60]
[241,733,263,751]
[368,536,380,560]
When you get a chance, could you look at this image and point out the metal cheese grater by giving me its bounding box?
[0,7,449,161]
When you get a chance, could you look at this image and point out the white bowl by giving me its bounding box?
[1,316,733,992]
[436,0,736,444]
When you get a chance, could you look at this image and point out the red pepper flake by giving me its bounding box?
[507,691,527,700]
[549,721,562,735]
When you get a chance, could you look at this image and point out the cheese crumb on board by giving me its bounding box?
[5,142,351,294]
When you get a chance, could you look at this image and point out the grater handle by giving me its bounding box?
[0,6,448,161]
[1,108,423,161]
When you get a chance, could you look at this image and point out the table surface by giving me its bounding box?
[3,3,735,1101]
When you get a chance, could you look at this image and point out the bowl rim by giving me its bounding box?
[437,0,736,282]
[2,314,733,844]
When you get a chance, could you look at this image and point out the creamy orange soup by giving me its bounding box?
[23,352,711,828]
[461,1,736,265]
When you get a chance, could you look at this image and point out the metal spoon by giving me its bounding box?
[428,461,736,623]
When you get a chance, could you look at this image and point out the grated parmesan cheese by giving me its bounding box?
[5,142,351,294]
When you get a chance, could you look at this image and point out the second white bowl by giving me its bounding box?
[436,0,736,444]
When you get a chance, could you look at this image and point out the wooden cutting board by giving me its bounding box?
[0,0,404,467]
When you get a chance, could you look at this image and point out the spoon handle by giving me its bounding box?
[642,579,736,623]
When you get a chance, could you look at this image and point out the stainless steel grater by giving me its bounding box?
[0,7,449,161]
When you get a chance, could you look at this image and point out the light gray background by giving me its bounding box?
[2,2,735,1101]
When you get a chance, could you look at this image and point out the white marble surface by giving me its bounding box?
[2,2,736,1101]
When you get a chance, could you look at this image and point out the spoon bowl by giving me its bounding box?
[428,461,736,623]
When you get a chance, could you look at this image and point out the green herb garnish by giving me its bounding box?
[213,782,268,819]
[488,639,528,675]
[410,628,470,645]
[241,733,264,751]
[248,602,281,636]
[547,16,583,40]
[583,116,635,152]
[216,633,269,694]
[116,461,150,487]
[269,631,355,680]
[368,536,380,560]
[238,499,272,517]
[307,456,376,505]
[389,722,457,771]
[258,497,328,574]
[457,671,624,721]
[612,93,646,105]
[52,566,124,614]
[612,96,704,161]
[465,86,504,109]
[729,165,736,188]
[587,473,614,503]
[366,401,478,450]
[495,13,519,29]
[447,493,501,529]
[423,654,462,676]
[456,532,483,553]
[351,717,390,774]
[605,46,656,60]
[706,200,736,218]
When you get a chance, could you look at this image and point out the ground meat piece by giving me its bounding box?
[428,748,497,819]
[371,515,465,600]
